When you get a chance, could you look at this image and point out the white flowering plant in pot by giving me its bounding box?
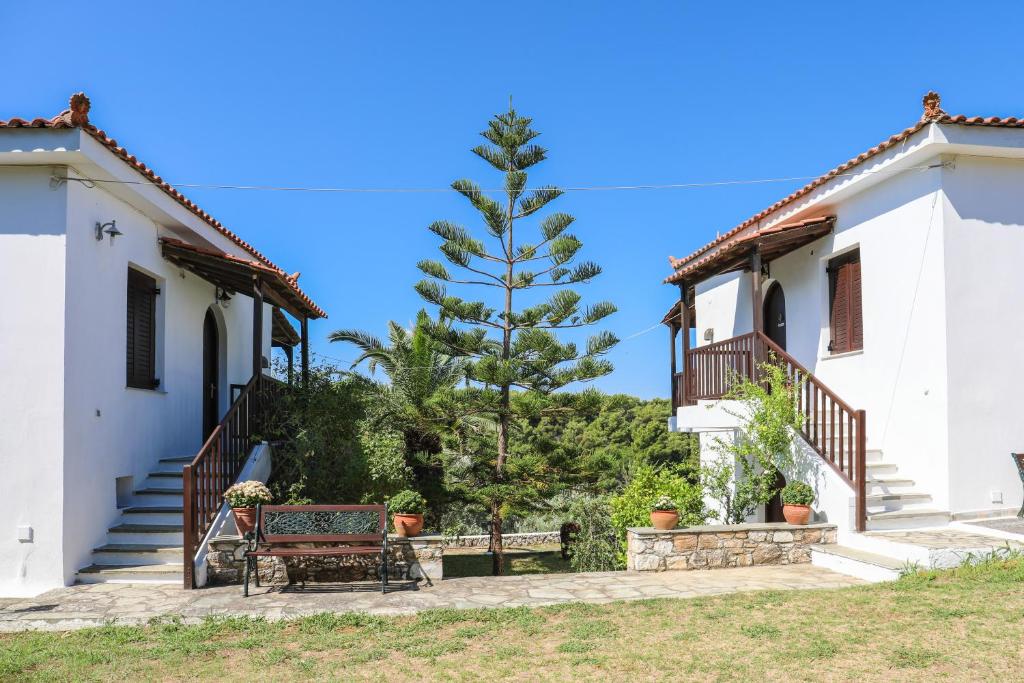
[223,481,271,536]
[223,481,272,509]
[649,495,681,530]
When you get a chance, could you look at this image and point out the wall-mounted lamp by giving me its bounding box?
[215,286,232,308]
[95,220,122,244]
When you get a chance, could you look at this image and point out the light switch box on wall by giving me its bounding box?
[16,525,33,543]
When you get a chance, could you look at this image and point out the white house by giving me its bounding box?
[663,92,1024,552]
[0,94,325,597]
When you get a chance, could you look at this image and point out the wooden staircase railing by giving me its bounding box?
[682,331,867,532]
[182,373,285,588]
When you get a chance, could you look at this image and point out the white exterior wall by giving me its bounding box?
[679,137,1024,521]
[60,176,273,585]
[0,142,277,594]
[765,166,952,511]
[0,167,68,596]
[941,155,1024,515]
[681,163,955,518]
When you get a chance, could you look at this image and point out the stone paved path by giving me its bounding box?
[865,528,1024,550]
[968,517,1024,536]
[0,565,861,632]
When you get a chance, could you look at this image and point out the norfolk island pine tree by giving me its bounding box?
[415,104,618,575]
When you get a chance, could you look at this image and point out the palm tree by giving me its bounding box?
[329,310,471,520]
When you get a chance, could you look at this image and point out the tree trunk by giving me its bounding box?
[490,499,504,576]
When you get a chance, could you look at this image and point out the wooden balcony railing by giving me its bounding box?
[182,373,285,588]
[676,331,867,532]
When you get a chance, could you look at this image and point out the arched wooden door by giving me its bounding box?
[764,282,786,350]
[202,309,220,440]
[765,470,788,523]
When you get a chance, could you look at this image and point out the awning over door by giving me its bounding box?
[665,216,835,285]
[160,237,326,320]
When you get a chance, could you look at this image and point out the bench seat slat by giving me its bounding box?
[248,546,383,557]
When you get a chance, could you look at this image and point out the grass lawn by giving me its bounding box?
[442,543,570,578]
[3,557,1024,681]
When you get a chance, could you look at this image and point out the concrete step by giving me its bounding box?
[865,492,933,511]
[865,509,951,531]
[810,544,904,582]
[120,506,184,525]
[75,563,183,585]
[151,461,189,474]
[159,456,194,464]
[866,478,915,494]
[865,463,898,476]
[107,523,183,545]
[91,543,183,566]
[131,490,183,506]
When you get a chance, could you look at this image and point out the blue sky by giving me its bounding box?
[3,2,1021,398]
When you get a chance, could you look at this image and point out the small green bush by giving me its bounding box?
[389,489,427,514]
[781,481,814,506]
[565,496,621,572]
[609,465,706,561]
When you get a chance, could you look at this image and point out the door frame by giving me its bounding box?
[202,306,227,440]
[763,280,787,350]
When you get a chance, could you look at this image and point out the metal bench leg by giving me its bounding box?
[381,547,388,594]
[254,560,260,588]
[1018,501,1024,519]
[243,556,251,597]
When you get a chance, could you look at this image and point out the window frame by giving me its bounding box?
[126,267,160,390]
[827,249,863,355]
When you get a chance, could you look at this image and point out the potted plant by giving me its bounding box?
[389,490,427,537]
[223,480,272,536]
[650,495,680,530]
[781,481,814,525]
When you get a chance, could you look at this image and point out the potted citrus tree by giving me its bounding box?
[223,480,272,536]
[781,481,814,525]
[650,495,680,530]
[389,490,427,537]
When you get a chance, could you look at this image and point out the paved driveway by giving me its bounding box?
[0,564,861,632]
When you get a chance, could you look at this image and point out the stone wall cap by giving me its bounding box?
[627,522,836,535]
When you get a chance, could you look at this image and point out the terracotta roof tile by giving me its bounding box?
[665,92,1024,284]
[0,93,325,318]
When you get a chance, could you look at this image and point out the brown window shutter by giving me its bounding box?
[126,269,158,389]
[849,259,863,351]
[828,250,862,354]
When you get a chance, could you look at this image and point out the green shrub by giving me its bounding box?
[703,363,803,523]
[781,481,814,506]
[389,490,427,514]
[565,496,621,572]
[609,465,706,560]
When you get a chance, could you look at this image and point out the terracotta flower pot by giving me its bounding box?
[393,513,424,537]
[233,507,257,536]
[782,504,812,526]
[650,509,680,530]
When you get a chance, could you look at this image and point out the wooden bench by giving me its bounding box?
[243,504,388,596]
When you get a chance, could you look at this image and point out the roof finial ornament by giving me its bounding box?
[922,91,944,121]
[68,92,91,126]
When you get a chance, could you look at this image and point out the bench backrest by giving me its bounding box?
[256,504,387,543]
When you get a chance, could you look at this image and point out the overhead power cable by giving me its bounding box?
[50,162,947,195]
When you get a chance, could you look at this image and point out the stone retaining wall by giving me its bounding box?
[442,531,560,548]
[626,523,836,572]
[206,535,443,586]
